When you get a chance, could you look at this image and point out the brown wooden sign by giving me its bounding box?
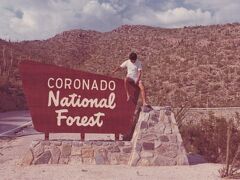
[19,61,139,137]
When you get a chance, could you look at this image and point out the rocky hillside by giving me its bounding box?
[0,23,240,111]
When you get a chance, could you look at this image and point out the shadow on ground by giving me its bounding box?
[187,153,208,165]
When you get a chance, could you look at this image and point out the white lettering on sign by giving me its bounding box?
[48,90,116,109]
[47,77,54,88]
[55,109,105,127]
[47,77,117,128]
[47,78,116,91]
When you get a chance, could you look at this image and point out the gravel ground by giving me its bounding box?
[0,133,222,180]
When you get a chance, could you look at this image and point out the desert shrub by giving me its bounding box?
[219,115,240,179]
[180,112,240,163]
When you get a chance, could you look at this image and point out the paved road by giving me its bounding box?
[0,111,32,136]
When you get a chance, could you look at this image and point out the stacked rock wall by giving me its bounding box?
[129,107,189,166]
[22,106,189,166]
[22,140,133,165]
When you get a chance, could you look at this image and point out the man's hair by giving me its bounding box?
[129,52,137,61]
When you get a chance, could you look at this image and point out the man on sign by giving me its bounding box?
[112,52,148,106]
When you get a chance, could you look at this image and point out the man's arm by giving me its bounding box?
[112,66,121,74]
[112,60,127,74]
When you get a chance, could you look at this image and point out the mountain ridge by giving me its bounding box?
[0,23,240,111]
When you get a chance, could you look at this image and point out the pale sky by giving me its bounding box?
[0,0,239,41]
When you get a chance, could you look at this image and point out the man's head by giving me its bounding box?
[129,52,137,63]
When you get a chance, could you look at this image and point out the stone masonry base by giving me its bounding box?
[22,107,189,166]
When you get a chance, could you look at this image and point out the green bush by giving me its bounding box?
[180,112,240,163]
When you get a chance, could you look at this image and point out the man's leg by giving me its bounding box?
[138,81,147,105]
[124,77,134,101]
